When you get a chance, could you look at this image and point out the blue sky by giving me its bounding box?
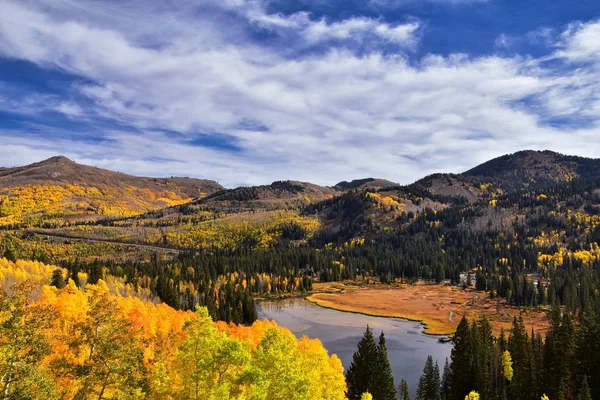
[1,0,599,187]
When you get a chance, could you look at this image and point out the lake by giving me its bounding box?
[257,298,452,395]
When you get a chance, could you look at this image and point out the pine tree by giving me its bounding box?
[579,378,592,400]
[3,248,16,263]
[557,376,569,400]
[50,269,65,289]
[440,358,450,400]
[509,316,534,400]
[435,264,445,283]
[417,356,440,400]
[372,332,396,400]
[576,314,600,399]
[346,326,379,400]
[87,259,102,285]
[476,316,493,399]
[450,317,473,400]
[399,379,410,400]
[70,268,80,287]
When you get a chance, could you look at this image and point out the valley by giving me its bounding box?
[2,150,600,399]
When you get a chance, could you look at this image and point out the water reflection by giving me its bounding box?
[257,298,452,395]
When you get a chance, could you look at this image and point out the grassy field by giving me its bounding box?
[308,281,550,336]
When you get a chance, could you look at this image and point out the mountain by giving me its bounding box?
[411,173,484,202]
[333,178,398,191]
[197,180,339,212]
[462,150,600,191]
[0,156,222,194]
[0,156,222,226]
[4,149,600,248]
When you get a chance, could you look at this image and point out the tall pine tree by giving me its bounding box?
[399,379,410,400]
[440,358,450,400]
[450,316,473,400]
[347,326,379,400]
[372,332,396,400]
[417,356,440,400]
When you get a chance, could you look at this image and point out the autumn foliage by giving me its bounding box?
[0,258,346,399]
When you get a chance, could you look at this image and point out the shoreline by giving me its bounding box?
[256,281,550,337]
[305,295,453,336]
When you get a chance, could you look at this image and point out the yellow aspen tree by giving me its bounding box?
[465,391,480,400]
[502,350,514,381]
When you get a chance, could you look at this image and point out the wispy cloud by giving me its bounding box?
[0,0,599,186]
[369,0,489,8]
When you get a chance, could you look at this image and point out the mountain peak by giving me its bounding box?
[462,149,600,191]
[39,155,75,164]
[334,178,398,191]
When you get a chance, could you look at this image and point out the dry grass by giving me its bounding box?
[308,281,550,336]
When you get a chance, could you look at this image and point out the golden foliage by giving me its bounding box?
[0,183,190,227]
[0,258,347,399]
[502,350,514,381]
[465,391,480,400]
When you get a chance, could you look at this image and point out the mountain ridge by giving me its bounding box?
[5,149,599,192]
[2,150,599,229]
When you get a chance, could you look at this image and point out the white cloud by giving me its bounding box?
[556,20,600,62]
[207,0,421,46]
[0,1,599,187]
[303,18,420,46]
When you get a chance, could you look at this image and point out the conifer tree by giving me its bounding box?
[372,332,396,400]
[70,267,80,287]
[509,316,534,400]
[450,317,473,400]
[579,378,592,400]
[476,316,493,399]
[399,379,410,400]
[576,314,600,399]
[417,356,440,400]
[50,268,65,289]
[346,326,379,400]
[440,358,451,400]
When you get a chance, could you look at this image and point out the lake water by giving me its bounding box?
[257,298,452,395]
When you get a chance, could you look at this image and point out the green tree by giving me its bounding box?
[579,378,592,400]
[440,359,450,400]
[346,326,379,400]
[575,314,600,399]
[450,317,473,400]
[372,332,396,400]
[50,269,65,289]
[435,264,445,283]
[2,248,16,263]
[509,316,534,400]
[399,379,410,400]
[417,356,440,400]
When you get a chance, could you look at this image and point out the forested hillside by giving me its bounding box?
[2,150,600,322]
[0,156,222,227]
